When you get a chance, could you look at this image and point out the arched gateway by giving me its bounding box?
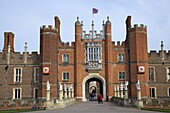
[82,73,106,101]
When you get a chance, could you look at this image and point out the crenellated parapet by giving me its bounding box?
[82,30,104,40]
[129,24,147,33]
[0,51,40,64]
[82,30,104,39]
[112,41,126,48]
[81,20,105,40]
[148,50,170,57]
[40,25,58,34]
[59,42,75,49]
[148,51,161,57]
[148,50,170,64]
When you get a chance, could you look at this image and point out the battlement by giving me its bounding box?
[40,25,58,33]
[82,30,104,40]
[0,51,40,64]
[129,24,147,33]
[81,20,105,40]
[148,50,170,57]
[59,42,75,49]
[112,41,125,48]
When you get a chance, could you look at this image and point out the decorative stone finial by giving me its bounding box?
[24,42,28,65]
[161,41,164,51]
[106,16,111,24]
[161,41,165,64]
[107,16,109,21]
[75,16,81,25]
[81,21,83,26]
[24,42,28,50]
[92,21,94,26]
[103,20,105,25]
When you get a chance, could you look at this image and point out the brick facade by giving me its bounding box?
[0,16,170,107]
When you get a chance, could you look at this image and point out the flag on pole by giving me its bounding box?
[92,8,98,14]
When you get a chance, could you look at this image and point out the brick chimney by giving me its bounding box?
[3,32,14,53]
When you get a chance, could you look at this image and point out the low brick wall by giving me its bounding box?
[0,99,46,110]
[111,97,143,108]
[0,98,76,110]
[142,97,170,108]
[112,97,170,109]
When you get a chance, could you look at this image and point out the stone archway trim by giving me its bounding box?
[82,73,106,101]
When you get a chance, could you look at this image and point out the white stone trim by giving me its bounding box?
[13,67,22,83]
[150,87,157,98]
[34,67,39,83]
[13,88,22,100]
[149,66,156,81]
[62,54,70,62]
[33,88,39,99]
[166,66,170,81]
[167,87,170,96]
[82,73,106,101]
[62,72,70,81]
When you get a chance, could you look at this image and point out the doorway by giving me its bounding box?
[82,74,106,101]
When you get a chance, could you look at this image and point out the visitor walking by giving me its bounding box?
[97,93,103,103]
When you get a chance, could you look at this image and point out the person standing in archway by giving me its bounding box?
[97,93,103,103]
[106,93,109,102]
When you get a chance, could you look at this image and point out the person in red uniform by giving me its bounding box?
[97,93,103,103]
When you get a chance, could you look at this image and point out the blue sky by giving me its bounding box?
[0,0,170,53]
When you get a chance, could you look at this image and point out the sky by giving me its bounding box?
[0,0,170,53]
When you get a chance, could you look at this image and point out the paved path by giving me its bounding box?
[24,101,157,113]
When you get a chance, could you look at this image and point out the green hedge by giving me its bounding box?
[142,108,170,112]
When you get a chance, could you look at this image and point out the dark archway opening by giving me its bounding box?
[85,78,103,101]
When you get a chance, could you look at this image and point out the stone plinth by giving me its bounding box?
[124,90,128,99]
[59,90,63,100]
[46,90,50,101]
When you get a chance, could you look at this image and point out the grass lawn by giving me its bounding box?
[0,109,41,113]
[142,108,170,112]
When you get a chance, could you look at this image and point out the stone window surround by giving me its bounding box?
[13,88,22,100]
[117,53,125,62]
[118,72,126,80]
[150,87,157,98]
[33,88,39,99]
[13,67,22,83]
[62,72,70,81]
[85,42,102,62]
[149,66,156,81]
[34,67,39,83]
[62,54,70,63]
[166,66,170,81]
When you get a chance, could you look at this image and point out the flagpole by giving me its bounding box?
[92,7,94,39]
[92,7,94,21]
